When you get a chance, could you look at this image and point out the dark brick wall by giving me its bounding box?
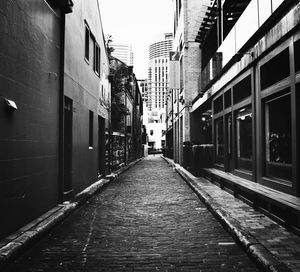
[0,0,61,239]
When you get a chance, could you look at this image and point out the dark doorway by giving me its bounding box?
[98,116,106,176]
[64,96,73,199]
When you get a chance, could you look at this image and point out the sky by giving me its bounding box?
[99,0,173,79]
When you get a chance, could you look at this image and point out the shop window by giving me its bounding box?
[214,95,223,114]
[224,90,231,108]
[264,91,292,181]
[260,48,290,90]
[236,106,252,171]
[233,75,251,104]
[215,118,224,164]
[294,39,300,73]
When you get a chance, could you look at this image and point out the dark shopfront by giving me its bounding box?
[211,34,300,197]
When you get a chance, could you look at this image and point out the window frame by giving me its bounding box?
[257,37,298,194]
[84,22,90,63]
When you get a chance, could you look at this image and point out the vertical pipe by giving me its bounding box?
[217,0,223,46]
[59,12,66,203]
[124,91,127,164]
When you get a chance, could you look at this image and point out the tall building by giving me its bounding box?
[111,43,134,66]
[137,79,148,105]
[169,0,300,231]
[147,33,173,111]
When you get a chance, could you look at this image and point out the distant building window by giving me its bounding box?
[178,0,182,14]
[101,85,104,98]
[85,24,90,61]
[89,111,94,148]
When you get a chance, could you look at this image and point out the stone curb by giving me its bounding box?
[162,156,291,272]
[0,157,143,269]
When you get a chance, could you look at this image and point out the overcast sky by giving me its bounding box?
[99,0,173,79]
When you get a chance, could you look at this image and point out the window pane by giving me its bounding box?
[214,96,223,114]
[215,118,224,163]
[236,106,252,171]
[224,90,231,108]
[233,75,251,104]
[260,48,289,90]
[85,26,89,61]
[265,92,292,181]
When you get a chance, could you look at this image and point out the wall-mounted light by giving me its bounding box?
[4,98,18,111]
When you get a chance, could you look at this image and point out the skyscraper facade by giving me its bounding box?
[147,33,173,111]
[111,43,134,66]
[137,79,148,105]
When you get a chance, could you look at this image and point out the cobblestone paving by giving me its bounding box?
[4,156,258,271]
[189,173,300,271]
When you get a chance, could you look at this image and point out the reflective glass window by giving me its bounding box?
[236,106,252,171]
[265,92,292,181]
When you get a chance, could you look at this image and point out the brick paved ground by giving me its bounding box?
[181,169,300,271]
[4,156,258,271]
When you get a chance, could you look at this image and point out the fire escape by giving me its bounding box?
[195,0,251,92]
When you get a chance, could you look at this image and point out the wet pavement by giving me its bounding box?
[3,156,258,271]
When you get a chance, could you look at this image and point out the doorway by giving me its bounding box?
[98,116,105,176]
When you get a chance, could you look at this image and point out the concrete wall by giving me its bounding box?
[0,0,62,239]
[64,0,109,194]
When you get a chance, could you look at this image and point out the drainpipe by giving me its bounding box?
[58,12,66,204]
[124,91,127,165]
[58,0,73,203]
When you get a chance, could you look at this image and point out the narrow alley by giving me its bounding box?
[3,156,258,271]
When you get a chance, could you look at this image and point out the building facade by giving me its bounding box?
[111,43,134,66]
[167,0,203,164]
[137,79,148,105]
[191,0,300,231]
[0,0,110,240]
[147,33,173,111]
[109,57,143,169]
[64,0,110,194]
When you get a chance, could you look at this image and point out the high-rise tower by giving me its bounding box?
[111,43,134,66]
[147,33,173,112]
